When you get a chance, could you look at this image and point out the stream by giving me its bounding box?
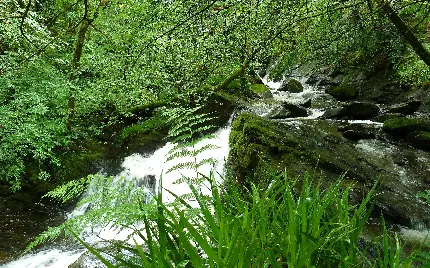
[2,73,430,267]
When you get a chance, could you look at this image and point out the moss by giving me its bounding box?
[229,113,378,189]
[406,131,430,150]
[327,76,357,100]
[287,78,304,93]
[382,117,430,136]
[120,117,167,141]
[56,141,105,184]
[251,84,269,94]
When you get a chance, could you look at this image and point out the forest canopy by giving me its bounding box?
[0,0,429,190]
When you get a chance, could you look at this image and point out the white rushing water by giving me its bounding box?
[3,119,232,268]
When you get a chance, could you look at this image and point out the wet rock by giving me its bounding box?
[279,78,304,93]
[321,102,380,120]
[406,132,430,150]
[265,103,308,119]
[382,117,430,137]
[260,90,274,100]
[321,107,345,119]
[305,74,320,85]
[319,75,341,87]
[69,246,117,268]
[229,113,430,228]
[266,106,291,119]
[282,102,308,117]
[299,98,312,108]
[372,113,403,123]
[386,100,421,115]
[326,79,357,101]
[338,124,376,141]
[251,84,273,100]
[342,102,381,120]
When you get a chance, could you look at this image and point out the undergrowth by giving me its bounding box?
[25,106,420,267]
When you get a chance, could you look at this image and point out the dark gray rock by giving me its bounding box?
[321,107,345,119]
[266,106,291,119]
[299,98,312,108]
[282,102,308,117]
[387,101,422,115]
[266,102,308,119]
[260,90,274,100]
[338,124,376,141]
[342,102,381,120]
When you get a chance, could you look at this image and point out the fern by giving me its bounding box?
[26,104,222,253]
[26,174,157,252]
[162,105,219,194]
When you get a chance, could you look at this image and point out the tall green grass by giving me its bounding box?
[67,172,414,267]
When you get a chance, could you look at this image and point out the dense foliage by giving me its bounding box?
[1,0,429,189]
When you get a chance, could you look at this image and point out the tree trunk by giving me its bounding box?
[214,60,250,91]
[378,0,430,66]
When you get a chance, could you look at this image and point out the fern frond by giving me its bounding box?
[168,134,216,153]
[192,144,220,157]
[166,161,197,173]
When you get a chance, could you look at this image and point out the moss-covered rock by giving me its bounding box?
[372,113,404,123]
[327,77,357,101]
[250,84,273,100]
[229,113,373,187]
[382,117,430,137]
[279,78,304,93]
[228,113,430,227]
[406,131,430,150]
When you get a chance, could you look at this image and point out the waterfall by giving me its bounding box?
[2,117,233,268]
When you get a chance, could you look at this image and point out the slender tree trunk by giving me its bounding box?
[214,60,250,91]
[378,0,430,66]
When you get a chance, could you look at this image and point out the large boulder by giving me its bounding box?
[382,117,430,137]
[386,101,422,115]
[342,102,381,120]
[266,102,308,119]
[229,113,430,227]
[326,80,357,101]
[406,132,430,150]
[321,102,380,120]
[279,78,304,93]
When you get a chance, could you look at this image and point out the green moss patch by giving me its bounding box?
[120,117,167,141]
[327,76,357,101]
[382,117,430,136]
[406,131,430,150]
[251,84,269,94]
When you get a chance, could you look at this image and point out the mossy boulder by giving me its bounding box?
[372,113,404,123]
[327,81,357,101]
[382,117,430,137]
[251,84,273,100]
[229,113,430,227]
[406,131,430,150]
[229,113,375,186]
[279,78,304,93]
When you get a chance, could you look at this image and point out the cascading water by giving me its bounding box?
[2,118,232,268]
[3,72,430,267]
